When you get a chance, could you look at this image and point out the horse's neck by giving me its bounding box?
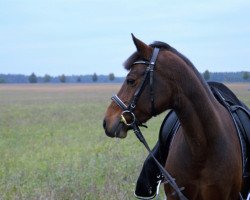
[173,70,225,155]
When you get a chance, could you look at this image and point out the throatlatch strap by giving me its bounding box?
[149,48,159,116]
[130,48,160,113]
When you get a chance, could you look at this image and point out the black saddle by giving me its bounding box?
[135,82,250,199]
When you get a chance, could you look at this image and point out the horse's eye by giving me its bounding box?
[126,79,135,86]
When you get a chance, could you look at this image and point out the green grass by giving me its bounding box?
[0,84,167,199]
[0,83,249,199]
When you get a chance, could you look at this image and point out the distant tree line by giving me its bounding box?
[0,73,123,84]
[202,70,250,82]
[0,71,249,84]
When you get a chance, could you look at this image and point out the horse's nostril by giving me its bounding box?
[103,120,106,129]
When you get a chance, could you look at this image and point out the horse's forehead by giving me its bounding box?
[127,65,146,76]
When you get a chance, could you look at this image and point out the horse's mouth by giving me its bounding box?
[103,119,129,139]
[114,122,128,138]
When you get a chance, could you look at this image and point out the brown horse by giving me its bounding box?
[103,35,242,199]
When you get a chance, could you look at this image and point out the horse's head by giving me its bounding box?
[103,35,175,138]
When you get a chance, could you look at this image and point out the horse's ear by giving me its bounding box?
[131,34,153,60]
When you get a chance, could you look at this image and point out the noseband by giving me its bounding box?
[111,47,160,126]
[110,48,188,200]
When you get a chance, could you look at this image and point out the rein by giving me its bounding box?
[111,48,188,200]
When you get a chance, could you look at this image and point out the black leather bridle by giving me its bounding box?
[111,48,188,200]
[111,47,160,127]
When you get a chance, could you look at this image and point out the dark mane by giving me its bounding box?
[124,41,195,70]
[123,52,140,70]
[124,41,211,94]
[150,41,195,70]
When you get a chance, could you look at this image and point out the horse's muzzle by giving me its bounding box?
[103,119,112,137]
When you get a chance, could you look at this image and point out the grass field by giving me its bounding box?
[0,83,249,199]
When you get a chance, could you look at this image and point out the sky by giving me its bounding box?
[0,0,250,77]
